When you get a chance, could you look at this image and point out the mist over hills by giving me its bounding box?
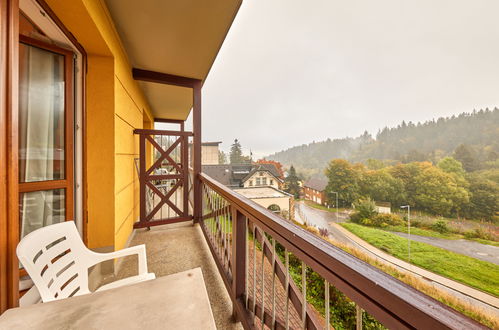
[267,108,499,177]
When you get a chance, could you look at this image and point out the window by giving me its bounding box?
[270,179,274,185]
[262,177,267,185]
[18,35,74,239]
[267,204,281,213]
[256,178,261,186]
[249,180,253,186]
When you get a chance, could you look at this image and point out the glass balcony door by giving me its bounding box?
[18,35,74,239]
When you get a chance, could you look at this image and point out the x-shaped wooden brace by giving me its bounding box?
[145,135,182,176]
[145,179,183,221]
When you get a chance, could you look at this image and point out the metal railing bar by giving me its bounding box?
[301,261,307,329]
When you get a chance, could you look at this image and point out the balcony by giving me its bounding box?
[0,1,492,328]
[105,130,488,329]
[106,127,487,329]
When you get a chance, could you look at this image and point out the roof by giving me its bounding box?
[241,164,282,183]
[202,141,222,146]
[375,201,392,208]
[104,0,242,120]
[303,178,328,192]
[202,164,283,188]
[202,165,232,186]
[233,187,292,199]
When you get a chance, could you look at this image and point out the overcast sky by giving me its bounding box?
[194,0,499,159]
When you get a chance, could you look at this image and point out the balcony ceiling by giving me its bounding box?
[104,0,242,121]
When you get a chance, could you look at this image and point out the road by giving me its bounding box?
[392,232,499,265]
[294,201,499,317]
[295,202,351,244]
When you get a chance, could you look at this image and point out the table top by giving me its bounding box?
[0,268,216,330]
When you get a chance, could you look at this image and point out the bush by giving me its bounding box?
[351,198,377,224]
[371,213,404,227]
[472,227,494,241]
[464,230,476,239]
[432,220,449,234]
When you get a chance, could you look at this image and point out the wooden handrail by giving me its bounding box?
[199,172,485,330]
[133,129,193,136]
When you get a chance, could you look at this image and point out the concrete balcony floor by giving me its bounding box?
[108,222,242,330]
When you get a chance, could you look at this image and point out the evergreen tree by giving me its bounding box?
[218,151,227,164]
[284,165,301,199]
[454,144,479,172]
[229,139,244,164]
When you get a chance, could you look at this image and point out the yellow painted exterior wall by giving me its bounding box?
[47,0,154,251]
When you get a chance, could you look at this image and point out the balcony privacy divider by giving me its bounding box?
[198,172,485,330]
[134,129,194,228]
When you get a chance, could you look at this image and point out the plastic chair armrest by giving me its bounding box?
[89,245,148,275]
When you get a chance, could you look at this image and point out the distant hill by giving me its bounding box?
[267,108,499,177]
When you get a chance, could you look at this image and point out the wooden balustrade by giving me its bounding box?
[198,172,485,330]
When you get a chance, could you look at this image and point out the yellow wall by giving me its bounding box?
[47,0,154,251]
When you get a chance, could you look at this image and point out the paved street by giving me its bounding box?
[392,232,499,265]
[295,201,351,244]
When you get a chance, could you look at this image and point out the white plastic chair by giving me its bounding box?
[17,221,155,303]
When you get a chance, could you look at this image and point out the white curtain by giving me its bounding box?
[19,44,65,237]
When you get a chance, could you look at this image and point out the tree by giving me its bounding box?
[229,139,244,164]
[365,158,386,170]
[453,144,478,172]
[256,159,284,178]
[465,175,499,221]
[389,162,469,216]
[412,163,468,216]
[284,165,301,198]
[437,157,465,177]
[324,159,362,207]
[218,150,227,164]
[359,169,405,206]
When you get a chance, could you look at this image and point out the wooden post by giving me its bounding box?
[0,0,20,313]
[192,82,202,223]
[182,134,188,217]
[139,134,146,223]
[231,206,246,320]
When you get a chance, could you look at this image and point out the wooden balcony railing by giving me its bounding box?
[198,172,486,330]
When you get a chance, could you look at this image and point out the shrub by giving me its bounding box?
[371,213,404,227]
[351,198,377,223]
[472,227,494,241]
[464,230,476,239]
[431,220,449,234]
[360,218,373,226]
[350,212,363,224]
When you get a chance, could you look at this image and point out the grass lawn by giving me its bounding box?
[204,216,232,234]
[385,225,499,247]
[385,225,462,239]
[341,223,499,297]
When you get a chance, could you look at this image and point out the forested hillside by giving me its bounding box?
[267,108,499,176]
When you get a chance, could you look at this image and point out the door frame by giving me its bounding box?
[1,0,87,312]
[18,34,75,226]
[0,0,20,313]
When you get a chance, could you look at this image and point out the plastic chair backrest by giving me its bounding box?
[16,221,92,302]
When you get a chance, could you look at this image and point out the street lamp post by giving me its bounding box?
[331,192,339,221]
[400,205,411,264]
